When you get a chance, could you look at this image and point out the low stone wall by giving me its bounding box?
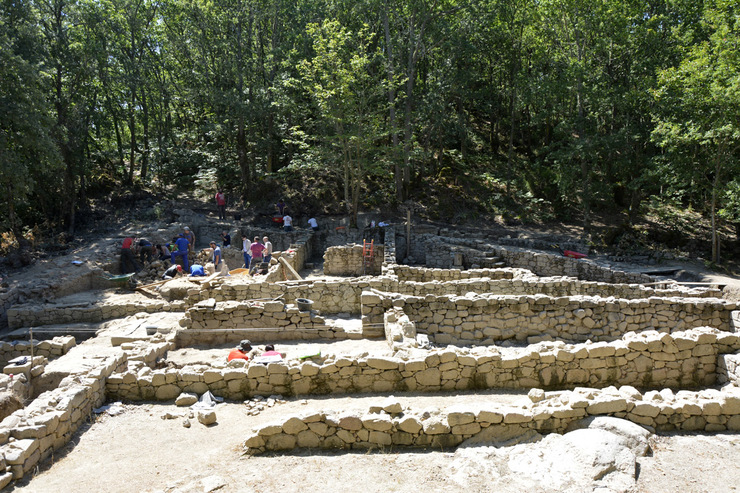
[105,328,740,401]
[175,325,362,347]
[413,234,652,284]
[7,298,183,329]
[186,278,388,315]
[389,265,519,282]
[719,353,740,386]
[361,291,736,345]
[0,265,112,329]
[491,247,653,284]
[182,299,328,330]
[0,351,125,485]
[0,337,76,367]
[242,384,740,454]
[324,244,385,277]
[388,265,721,299]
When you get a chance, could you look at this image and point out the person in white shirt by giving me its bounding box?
[241,234,251,268]
[308,217,319,231]
[283,213,293,232]
[262,236,273,263]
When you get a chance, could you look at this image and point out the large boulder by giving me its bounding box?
[159,279,200,301]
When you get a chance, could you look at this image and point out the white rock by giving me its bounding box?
[198,410,217,426]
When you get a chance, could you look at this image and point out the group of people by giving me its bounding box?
[227,340,284,363]
[120,191,321,278]
[242,235,273,275]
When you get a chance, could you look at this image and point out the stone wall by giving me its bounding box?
[0,337,76,367]
[7,298,183,329]
[182,299,328,330]
[719,353,740,386]
[105,327,740,401]
[324,244,385,276]
[175,325,362,347]
[0,265,112,329]
[186,277,387,315]
[242,383,740,454]
[0,351,125,485]
[409,234,652,284]
[361,291,736,345]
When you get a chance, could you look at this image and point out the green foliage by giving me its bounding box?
[0,0,737,254]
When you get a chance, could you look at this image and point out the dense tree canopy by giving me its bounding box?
[1,0,739,261]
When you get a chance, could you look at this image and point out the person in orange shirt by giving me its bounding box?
[227,340,253,362]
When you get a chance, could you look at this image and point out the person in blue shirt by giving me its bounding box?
[171,234,190,271]
[189,264,205,276]
[210,241,222,270]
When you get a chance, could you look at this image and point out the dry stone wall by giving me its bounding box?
[7,298,183,329]
[105,327,740,401]
[361,291,736,345]
[0,337,76,367]
[182,299,327,331]
[413,234,652,284]
[0,351,125,485]
[242,383,740,455]
[323,244,385,276]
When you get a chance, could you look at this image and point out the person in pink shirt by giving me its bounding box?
[249,236,265,274]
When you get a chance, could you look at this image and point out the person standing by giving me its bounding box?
[215,190,227,219]
[210,241,222,269]
[242,234,251,269]
[171,234,190,271]
[183,227,195,253]
[262,236,273,263]
[283,212,293,232]
[249,236,265,274]
[120,237,138,274]
[307,217,319,231]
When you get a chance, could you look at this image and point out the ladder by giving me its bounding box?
[363,239,374,275]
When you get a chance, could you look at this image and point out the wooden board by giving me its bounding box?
[278,256,303,280]
[191,271,221,284]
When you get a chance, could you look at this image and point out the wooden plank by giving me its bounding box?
[279,256,303,280]
[191,272,221,284]
[136,279,172,291]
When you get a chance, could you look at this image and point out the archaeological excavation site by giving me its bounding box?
[0,212,739,492]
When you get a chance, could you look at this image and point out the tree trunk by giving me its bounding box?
[711,156,722,264]
[141,90,150,180]
[383,3,403,201]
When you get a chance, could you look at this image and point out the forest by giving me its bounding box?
[1,0,739,263]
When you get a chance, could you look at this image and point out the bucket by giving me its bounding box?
[296,298,314,311]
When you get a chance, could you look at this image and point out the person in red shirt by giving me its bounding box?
[227,340,252,362]
[215,190,226,219]
[120,237,138,274]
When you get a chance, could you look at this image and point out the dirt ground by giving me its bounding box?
[9,396,740,493]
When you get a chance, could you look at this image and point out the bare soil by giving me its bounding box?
[9,398,740,493]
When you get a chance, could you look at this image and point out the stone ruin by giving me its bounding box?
[0,219,738,489]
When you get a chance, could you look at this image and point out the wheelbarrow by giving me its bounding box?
[100,272,136,288]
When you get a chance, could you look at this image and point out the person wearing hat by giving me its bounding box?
[227,340,253,362]
[162,263,183,280]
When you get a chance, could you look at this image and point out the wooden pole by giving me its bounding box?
[406,208,411,260]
